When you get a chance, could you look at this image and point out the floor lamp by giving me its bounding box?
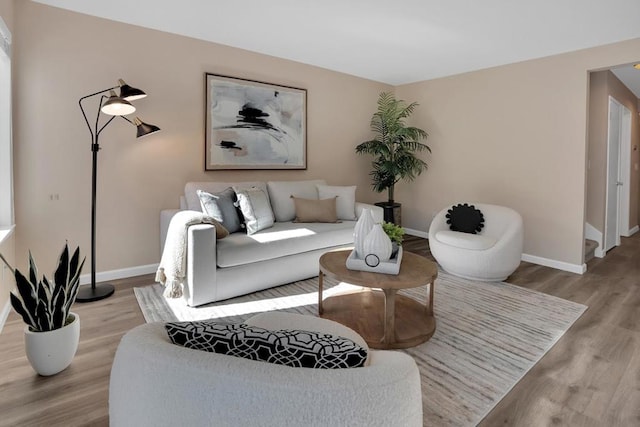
[77,79,160,302]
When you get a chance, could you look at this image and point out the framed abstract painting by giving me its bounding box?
[205,73,307,170]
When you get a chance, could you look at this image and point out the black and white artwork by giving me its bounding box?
[205,74,307,170]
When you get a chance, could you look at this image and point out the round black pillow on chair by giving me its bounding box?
[446,203,485,234]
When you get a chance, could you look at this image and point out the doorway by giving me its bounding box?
[604,96,632,253]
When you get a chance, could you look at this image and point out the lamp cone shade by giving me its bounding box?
[134,117,161,138]
[101,90,136,116]
[118,78,147,101]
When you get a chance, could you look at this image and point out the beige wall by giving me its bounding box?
[587,70,640,235]
[0,0,14,316]
[8,1,640,280]
[587,71,608,232]
[396,38,640,267]
[12,1,389,274]
[0,0,12,31]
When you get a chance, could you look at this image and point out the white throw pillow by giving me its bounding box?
[317,185,357,220]
[233,186,275,235]
[266,180,326,222]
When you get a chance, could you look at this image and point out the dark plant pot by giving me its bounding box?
[391,242,399,259]
[375,202,402,226]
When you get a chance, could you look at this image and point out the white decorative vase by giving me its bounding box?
[353,208,375,259]
[24,312,80,376]
[363,223,393,264]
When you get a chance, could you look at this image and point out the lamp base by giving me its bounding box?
[76,283,115,302]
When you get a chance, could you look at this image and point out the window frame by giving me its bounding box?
[0,15,13,233]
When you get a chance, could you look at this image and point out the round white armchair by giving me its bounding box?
[428,203,523,281]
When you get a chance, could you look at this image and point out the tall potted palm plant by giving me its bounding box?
[356,92,430,224]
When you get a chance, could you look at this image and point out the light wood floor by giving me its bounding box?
[1,234,639,426]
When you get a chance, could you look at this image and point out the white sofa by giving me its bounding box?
[109,313,423,427]
[160,180,383,306]
[428,203,524,281]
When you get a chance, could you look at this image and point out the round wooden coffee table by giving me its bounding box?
[318,249,438,349]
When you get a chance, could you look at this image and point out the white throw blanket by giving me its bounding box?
[156,211,217,298]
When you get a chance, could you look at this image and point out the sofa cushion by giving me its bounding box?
[234,187,275,235]
[165,321,367,369]
[266,180,326,222]
[292,196,339,223]
[317,185,357,220]
[185,181,268,212]
[435,230,496,250]
[216,221,355,267]
[197,188,242,233]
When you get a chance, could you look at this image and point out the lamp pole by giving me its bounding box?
[77,89,118,302]
[76,80,158,302]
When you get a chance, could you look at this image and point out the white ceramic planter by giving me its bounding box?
[363,223,393,263]
[353,208,375,259]
[24,312,80,376]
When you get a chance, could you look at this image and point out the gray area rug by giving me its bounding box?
[135,272,586,426]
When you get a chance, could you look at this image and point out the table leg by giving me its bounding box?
[427,281,434,316]
[382,288,397,345]
[318,270,324,315]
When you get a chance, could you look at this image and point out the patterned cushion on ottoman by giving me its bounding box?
[165,320,367,369]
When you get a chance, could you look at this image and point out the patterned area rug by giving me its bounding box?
[134,272,586,426]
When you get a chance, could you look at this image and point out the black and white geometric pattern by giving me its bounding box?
[165,321,367,369]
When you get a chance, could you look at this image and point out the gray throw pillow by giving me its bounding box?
[197,188,242,233]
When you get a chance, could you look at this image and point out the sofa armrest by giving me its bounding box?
[356,202,384,223]
[160,209,182,255]
[185,224,217,307]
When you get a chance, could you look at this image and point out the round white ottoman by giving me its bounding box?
[109,312,423,426]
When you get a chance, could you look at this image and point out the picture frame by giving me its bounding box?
[205,73,307,170]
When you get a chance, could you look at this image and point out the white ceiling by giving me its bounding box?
[34,0,640,91]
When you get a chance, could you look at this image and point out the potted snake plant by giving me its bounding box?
[0,244,85,376]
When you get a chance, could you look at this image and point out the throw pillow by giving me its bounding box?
[291,196,339,223]
[266,180,326,222]
[446,203,485,234]
[233,186,275,234]
[316,185,357,221]
[197,188,242,234]
[165,321,367,369]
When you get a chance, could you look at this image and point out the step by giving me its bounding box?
[584,239,598,262]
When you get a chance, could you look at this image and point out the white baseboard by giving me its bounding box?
[79,263,159,286]
[405,227,586,275]
[0,299,10,334]
[624,225,639,237]
[521,253,586,275]
[404,227,428,239]
[0,264,158,331]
